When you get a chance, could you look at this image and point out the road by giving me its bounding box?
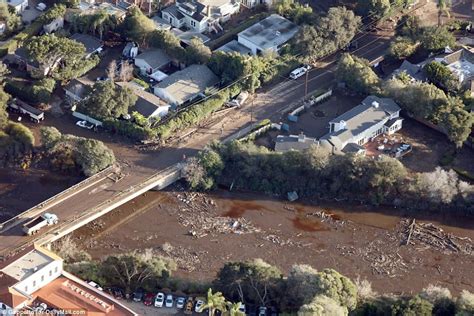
[0,32,391,258]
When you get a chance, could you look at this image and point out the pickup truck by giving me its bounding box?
[226,91,249,108]
[22,213,59,236]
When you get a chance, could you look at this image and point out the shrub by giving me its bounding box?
[103,118,157,141]
[5,78,56,104]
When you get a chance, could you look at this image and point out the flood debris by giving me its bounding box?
[401,219,473,255]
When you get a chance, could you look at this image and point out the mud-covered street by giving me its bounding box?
[70,185,474,295]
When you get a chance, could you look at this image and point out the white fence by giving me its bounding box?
[289,89,333,117]
[73,111,103,127]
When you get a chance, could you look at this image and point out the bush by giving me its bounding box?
[103,118,157,141]
[75,138,115,176]
[5,78,56,104]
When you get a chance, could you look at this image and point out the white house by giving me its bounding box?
[7,0,28,13]
[236,14,298,55]
[0,245,137,315]
[43,17,64,34]
[320,96,403,154]
[153,64,219,107]
[161,0,240,33]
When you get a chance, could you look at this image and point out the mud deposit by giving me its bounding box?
[71,187,474,294]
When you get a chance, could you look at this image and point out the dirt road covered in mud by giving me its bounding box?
[71,185,474,295]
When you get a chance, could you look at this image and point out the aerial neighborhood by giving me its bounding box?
[0,0,473,315]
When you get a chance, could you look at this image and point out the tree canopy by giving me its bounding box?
[186,37,212,65]
[122,7,155,45]
[424,61,460,92]
[78,81,137,120]
[336,53,381,94]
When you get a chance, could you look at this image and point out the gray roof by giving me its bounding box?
[393,60,425,81]
[162,4,185,19]
[7,0,26,7]
[116,82,168,117]
[171,29,210,45]
[70,33,103,54]
[64,79,92,99]
[135,49,172,70]
[215,40,252,55]
[238,14,298,51]
[274,134,318,152]
[323,96,401,146]
[155,64,219,105]
[342,143,365,154]
[152,16,172,30]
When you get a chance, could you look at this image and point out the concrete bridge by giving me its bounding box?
[0,163,184,256]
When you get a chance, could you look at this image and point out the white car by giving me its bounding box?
[154,292,165,307]
[176,297,186,309]
[36,2,46,11]
[258,306,267,316]
[195,299,205,313]
[239,304,246,314]
[76,120,95,129]
[289,65,311,80]
[165,294,174,308]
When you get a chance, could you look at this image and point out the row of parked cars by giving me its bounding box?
[132,289,208,313]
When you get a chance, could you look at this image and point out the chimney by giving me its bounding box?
[372,101,379,108]
[298,133,305,143]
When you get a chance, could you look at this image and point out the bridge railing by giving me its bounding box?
[0,165,117,233]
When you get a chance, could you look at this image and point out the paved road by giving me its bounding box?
[0,32,391,257]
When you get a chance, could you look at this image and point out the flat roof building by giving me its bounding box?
[237,14,298,55]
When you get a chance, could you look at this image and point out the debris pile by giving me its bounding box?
[156,243,204,272]
[179,215,261,238]
[402,219,473,255]
[262,234,311,248]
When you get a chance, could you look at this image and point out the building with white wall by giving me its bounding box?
[0,245,137,315]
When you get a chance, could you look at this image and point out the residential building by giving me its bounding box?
[134,49,172,77]
[170,28,210,45]
[153,64,219,107]
[320,96,403,154]
[63,78,92,103]
[0,244,137,315]
[161,0,240,33]
[43,17,64,34]
[8,48,59,77]
[215,40,252,55]
[69,2,127,21]
[117,82,171,118]
[70,33,104,58]
[392,60,425,82]
[443,48,474,89]
[240,0,272,8]
[7,0,28,13]
[236,14,298,55]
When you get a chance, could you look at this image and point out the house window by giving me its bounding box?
[33,281,36,287]
[54,267,58,273]
[358,138,365,145]
[25,286,28,292]
[49,270,52,277]
[41,275,44,282]
[191,20,196,27]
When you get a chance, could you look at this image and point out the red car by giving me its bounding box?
[143,293,155,306]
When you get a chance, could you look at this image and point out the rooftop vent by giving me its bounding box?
[275,31,281,36]
[372,101,379,108]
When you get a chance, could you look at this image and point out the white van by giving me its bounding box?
[289,65,310,79]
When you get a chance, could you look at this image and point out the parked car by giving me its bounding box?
[258,306,267,316]
[132,289,144,302]
[238,303,246,314]
[154,292,165,307]
[226,91,249,108]
[165,294,174,307]
[111,288,124,300]
[195,298,205,313]
[176,296,186,309]
[76,120,95,130]
[87,281,103,291]
[143,293,154,306]
[289,65,311,80]
[184,297,194,314]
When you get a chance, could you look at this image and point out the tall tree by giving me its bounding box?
[336,53,381,94]
[358,0,391,19]
[122,7,155,45]
[200,289,227,316]
[186,37,211,65]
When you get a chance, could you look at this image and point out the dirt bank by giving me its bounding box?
[0,168,82,222]
[70,185,474,295]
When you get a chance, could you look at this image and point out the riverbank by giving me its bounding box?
[70,184,474,295]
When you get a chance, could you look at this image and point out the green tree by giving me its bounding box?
[227,302,245,316]
[200,289,227,316]
[437,0,451,26]
[298,294,348,316]
[79,80,137,120]
[391,296,433,316]
[0,87,9,129]
[186,37,212,65]
[4,122,35,149]
[71,10,118,39]
[0,3,22,36]
[388,37,418,60]
[75,138,115,176]
[424,61,460,92]
[336,53,381,94]
[358,0,391,20]
[456,290,474,316]
[438,98,473,148]
[285,264,320,308]
[208,52,249,85]
[419,26,455,51]
[275,0,313,24]
[150,30,186,61]
[39,4,66,25]
[122,7,155,45]
[215,259,282,305]
[100,252,176,293]
[40,126,62,150]
[314,269,358,311]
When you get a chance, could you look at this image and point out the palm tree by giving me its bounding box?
[199,288,227,316]
[438,0,451,26]
[227,302,245,316]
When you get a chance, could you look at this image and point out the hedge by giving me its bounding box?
[103,118,157,141]
[5,78,56,104]
[155,85,240,141]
